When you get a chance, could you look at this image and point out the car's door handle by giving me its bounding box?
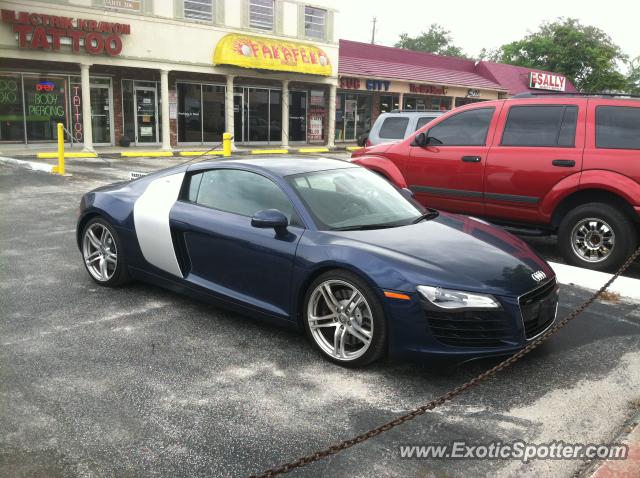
[552,159,576,167]
[461,156,482,163]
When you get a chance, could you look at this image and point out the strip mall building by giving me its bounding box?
[0,0,576,150]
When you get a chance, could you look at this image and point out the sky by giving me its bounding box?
[334,0,640,66]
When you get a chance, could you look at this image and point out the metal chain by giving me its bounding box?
[249,246,640,478]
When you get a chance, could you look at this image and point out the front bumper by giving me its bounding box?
[385,279,559,361]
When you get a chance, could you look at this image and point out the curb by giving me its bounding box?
[4,146,363,160]
[584,410,640,478]
[549,261,640,300]
[0,156,55,173]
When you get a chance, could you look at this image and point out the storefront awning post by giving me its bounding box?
[281,80,289,149]
[225,75,235,149]
[327,84,336,148]
[80,64,94,152]
[160,69,171,150]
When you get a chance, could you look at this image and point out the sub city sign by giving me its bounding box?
[1,9,130,56]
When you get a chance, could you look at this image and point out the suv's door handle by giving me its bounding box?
[552,159,575,167]
[461,156,481,163]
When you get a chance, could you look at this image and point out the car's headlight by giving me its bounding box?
[417,285,501,310]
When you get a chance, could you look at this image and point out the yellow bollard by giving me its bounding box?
[223,132,232,157]
[55,122,65,176]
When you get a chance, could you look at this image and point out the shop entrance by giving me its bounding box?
[335,93,371,142]
[134,87,158,144]
[90,83,113,145]
[289,91,307,142]
[233,87,282,144]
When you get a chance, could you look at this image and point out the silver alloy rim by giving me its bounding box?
[82,223,118,282]
[307,280,374,361]
[570,217,615,263]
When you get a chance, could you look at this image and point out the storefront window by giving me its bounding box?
[336,92,371,141]
[248,88,269,142]
[0,74,25,142]
[379,94,399,113]
[178,83,202,142]
[202,85,225,142]
[455,98,486,107]
[122,79,135,141]
[23,76,67,142]
[289,91,307,142]
[269,90,282,142]
[404,95,452,111]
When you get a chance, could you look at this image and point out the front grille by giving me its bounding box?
[425,308,512,347]
[519,279,558,339]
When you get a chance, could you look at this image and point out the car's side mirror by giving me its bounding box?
[411,132,443,147]
[251,209,288,233]
[400,187,415,200]
[412,132,428,147]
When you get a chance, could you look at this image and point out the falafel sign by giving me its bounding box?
[213,34,332,76]
[1,9,130,56]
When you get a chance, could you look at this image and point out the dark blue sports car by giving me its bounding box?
[77,157,558,367]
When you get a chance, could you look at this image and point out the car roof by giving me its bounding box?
[189,156,357,177]
[379,111,443,116]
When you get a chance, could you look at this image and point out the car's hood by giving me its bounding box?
[350,141,395,158]
[331,214,554,297]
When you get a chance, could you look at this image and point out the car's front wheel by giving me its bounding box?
[303,270,386,367]
[558,202,638,272]
[81,217,130,286]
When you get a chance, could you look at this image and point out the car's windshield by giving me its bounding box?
[286,168,425,230]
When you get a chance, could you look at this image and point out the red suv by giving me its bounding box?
[352,95,640,271]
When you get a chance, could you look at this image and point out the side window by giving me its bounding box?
[190,169,294,220]
[596,106,640,150]
[427,108,494,146]
[415,116,435,131]
[501,105,578,147]
[378,117,409,139]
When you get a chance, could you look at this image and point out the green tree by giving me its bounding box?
[493,18,628,92]
[627,57,640,95]
[395,24,467,58]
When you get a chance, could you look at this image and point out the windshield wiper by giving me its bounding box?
[411,209,439,224]
[331,223,402,231]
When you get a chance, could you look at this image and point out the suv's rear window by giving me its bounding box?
[415,116,436,131]
[596,106,640,150]
[378,117,409,139]
[501,105,578,147]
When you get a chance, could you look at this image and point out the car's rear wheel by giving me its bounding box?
[303,270,386,367]
[558,202,638,272]
[81,217,130,286]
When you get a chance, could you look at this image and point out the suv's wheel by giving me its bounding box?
[81,217,131,286]
[558,202,638,272]
[303,270,386,367]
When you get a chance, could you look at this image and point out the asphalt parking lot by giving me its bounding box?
[1,159,639,478]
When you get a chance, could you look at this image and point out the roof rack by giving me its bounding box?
[513,91,640,99]
[388,109,443,113]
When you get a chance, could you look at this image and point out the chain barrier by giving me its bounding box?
[249,246,640,478]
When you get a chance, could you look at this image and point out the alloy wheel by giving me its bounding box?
[82,223,118,282]
[570,217,615,263]
[307,280,374,362]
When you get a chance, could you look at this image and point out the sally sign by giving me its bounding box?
[214,34,332,76]
[529,72,566,92]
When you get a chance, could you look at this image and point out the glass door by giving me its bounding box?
[289,91,307,142]
[233,92,245,143]
[134,87,158,144]
[90,85,112,144]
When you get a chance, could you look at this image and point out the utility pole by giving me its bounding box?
[371,17,377,44]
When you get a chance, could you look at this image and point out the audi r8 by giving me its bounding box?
[77,157,558,367]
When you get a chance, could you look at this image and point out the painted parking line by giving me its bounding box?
[297,147,329,153]
[250,149,289,155]
[177,151,226,156]
[36,152,98,159]
[549,261,640,300]
[0,156,55,173]
[346,146,363,152]
[121,151,174,157]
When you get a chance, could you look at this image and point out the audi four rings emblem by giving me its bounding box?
[531,270,547,282]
